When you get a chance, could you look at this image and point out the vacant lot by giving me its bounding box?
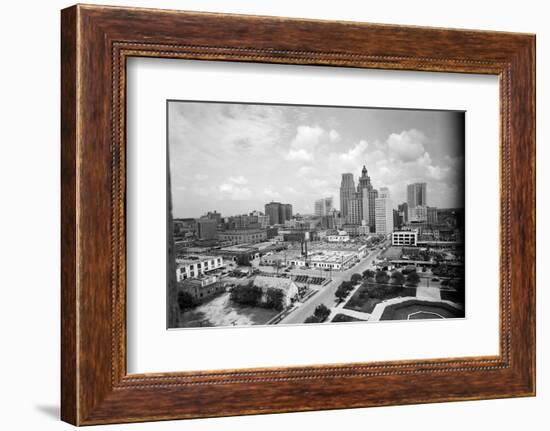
[178,292,279,328]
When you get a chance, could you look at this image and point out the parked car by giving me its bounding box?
[431,278,439,282]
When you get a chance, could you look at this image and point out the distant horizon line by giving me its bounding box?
[173,206,465,220]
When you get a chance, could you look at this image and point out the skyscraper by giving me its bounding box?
[367,189,379,232]
[264,202,281,225]
[398,202,409,224]
[348,197,362,225]
[407,182,427,206]
[264,202,293,225]
[281,204,293,222]
[375,187,394,234]
[356,165,372,225]
[339,173,356,220]
[407,182,427,222]
[314,196,334,217]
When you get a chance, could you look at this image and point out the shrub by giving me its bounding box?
[304,315,321,324]
[406,271,420,286]
[313,304,331,322]
[390,270,405,286]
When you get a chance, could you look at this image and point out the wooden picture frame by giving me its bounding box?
[61,4,536,425]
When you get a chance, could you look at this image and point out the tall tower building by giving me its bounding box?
[375,187,394,234]
[339,173,356,220]
[356,165,372,224]
[348,197,362,225]
[407,182,428,222]
[265,202,293,225]
[367,189,379,232]
[265,202,281,225]
[314,196,334,217]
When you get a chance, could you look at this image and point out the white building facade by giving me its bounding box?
[392,230,418,246]
[176,255,224,281]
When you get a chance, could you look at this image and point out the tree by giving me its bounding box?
[406,271,420,286]
[313,304,331,322]
[351,273,362,283]
[230,282,262,306]
[390,270,405,286]
[304,315,321,324]
[265,287,285,311]
[362,269,375,280]
[335,284,351,303]
[177,291,196,312]
[375,270,390,284]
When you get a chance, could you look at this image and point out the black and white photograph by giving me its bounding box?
[166,101,466,329]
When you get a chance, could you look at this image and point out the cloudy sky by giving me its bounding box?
[168,101,464,218]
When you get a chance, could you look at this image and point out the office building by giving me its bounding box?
[218,228,268,245]
[264,201,292,225]
[314,196,334,217]
[348,196,362,225]
[407,182,427,222]
[196,218,218,240]
[339,173,356,220]
[427,206,439,224]
[375,187,394,234]
[392,231,418,246]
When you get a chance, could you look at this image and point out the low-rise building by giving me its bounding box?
[392,230,418,246]
[218,228,267,245]
[175,255,224,281]
[178,274,225,301]
[252,275,299,308]
[309,250,357,271]
[326,231,350,242]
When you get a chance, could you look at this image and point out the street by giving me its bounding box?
[278,241,388,324]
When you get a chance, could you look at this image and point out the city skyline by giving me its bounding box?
[168,101,465,218]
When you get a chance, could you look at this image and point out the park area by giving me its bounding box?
[344,282,417,314]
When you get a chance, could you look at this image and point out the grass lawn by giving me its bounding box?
[380,300,465,320]
[344,283,416,314]
[331,313,365,323]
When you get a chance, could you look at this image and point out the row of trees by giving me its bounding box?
[229,282,285,311]
[304,304,331,323]
[361,268,420,287]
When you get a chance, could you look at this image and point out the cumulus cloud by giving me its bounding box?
[339,140,369,163]
[290,125,324,151]
[284,148,313,162]
[219,182,252,201]
[387,129,427,162]
[169,101,465,216]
